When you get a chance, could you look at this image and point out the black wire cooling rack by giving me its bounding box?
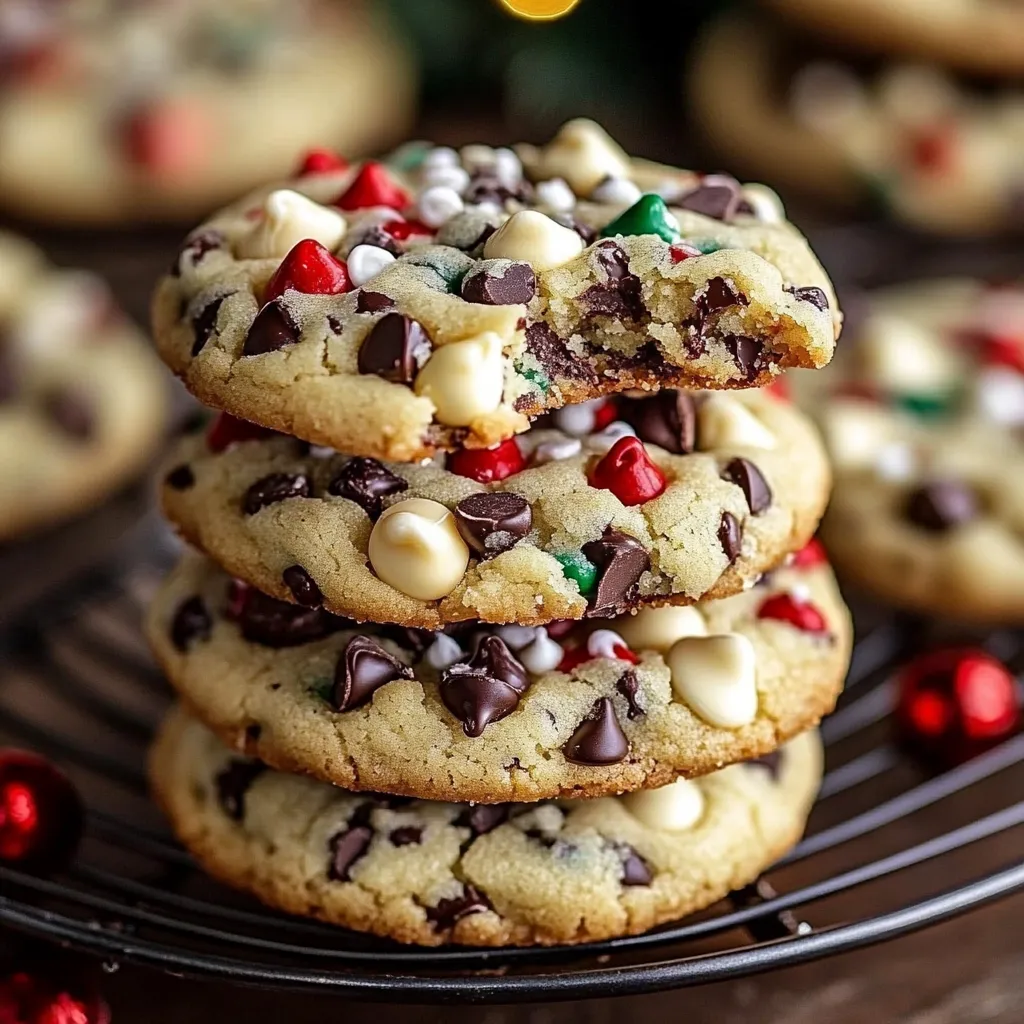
[0,507,1022,1006]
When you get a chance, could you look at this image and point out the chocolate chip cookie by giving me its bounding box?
[0,232,168,539]
[151,119,841,462]
[145,548,848,802]
[797,278,1024,623]
[160,388,830,627]
[150,707,823,946]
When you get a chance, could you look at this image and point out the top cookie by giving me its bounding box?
[152,119,841,463]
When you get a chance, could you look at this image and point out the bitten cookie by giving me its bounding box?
[151,119,841,462]
[690,14,1024,236]
[0,0,414,226]
[0,232,168,539]
[796,279,1024,624]
[150,707,823,946]
[160,388,830,627]
[145,547,848,802]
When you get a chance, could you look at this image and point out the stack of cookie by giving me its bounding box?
[689,0,1024,235]
[146,120,852,946]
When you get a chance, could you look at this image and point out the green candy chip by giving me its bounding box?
[599,194,681,244]
[555,551,598,595]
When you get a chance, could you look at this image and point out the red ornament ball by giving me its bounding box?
[0,752,83,874]
[897,648,1021,766]
[446,438,525,484]
[263,239,351,304]
[588,436,667,506]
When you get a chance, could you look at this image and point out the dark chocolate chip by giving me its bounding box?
[464,635,530,694]
[390,826,423,846]
[214,760,264,820]
[562,697,629,765]
[242,472,312,515]
[724,335,765,381]
[440,666,522,737]
[719,511,743,563]
[173,230,225,277]
[170,596,211,651]
[357,225,401,255]
[356,290,396,314]
[357,312,431,385]
[242,299,300,356]
[905,479,979,533]
[461,262,537,305]
[674,175,742,221]
[594,241,631,280]
[190,295,225,356]
[239,590,344,648]
[165,464,195,490]
[616,668,645,719]
[41,387,93,440]
[732,878,805,940]
[581,529,651,617]
[696,276,746,318]
[282,565,322,607]
[618,844,653,886]
[328,457,408,520]
[454,492,532,558]
[456,804,509,837]
[552,212,596,244]
[333,635,414,712]
[722,458,772,514]
[618,390,697,454]
[425,885,490,930]
[328,825,373,881]
[579,241,645,321]
[791,286,829,311]
[747,749,783,780]
[523,322,600,387]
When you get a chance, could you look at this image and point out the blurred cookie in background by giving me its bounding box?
[688,13,1024,236]
[795,279,1024,624]
[0,0,416,226]
[766,0,1024,78]
[0,232,167,540]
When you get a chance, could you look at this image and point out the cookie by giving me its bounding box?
[151,118,841,463]
[159,388,829,627]
[150,706,823,946]
[767,0,1024,77]
[145,547,848,802]
[689,14,1024,236]
[0,232,168,540]
[796,278,1024,623]
[0,0,414,225]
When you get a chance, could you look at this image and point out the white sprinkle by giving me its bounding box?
[588,420,637,453]
[874,441,917,481]
[422,146,460,170]
[417,185,464,228]
[974,366,1024,427]
[519,631,564,674]
[493,147,523,187]
[591,176,642,206]
[347,244,396,287]
[424,633,464,670]
[531,437,582,465]
[553,399,601,436]
[587,629,628,659]
[535,178,576,212]
[423,163,471,193]
[496,624,539,650]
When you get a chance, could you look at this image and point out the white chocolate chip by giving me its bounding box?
[553,398,604,436]
[973,367,1024,427]
[496,624,539,650]
[347,244,397,287]
[422,163,471,193]
[874,441,917,481]
[790,61,868,136]
[821,400,893,470]
[590,176,642,206]
[531,437,582,465]
[535,178,576,212]
[483,210,584,272]
[617,605,707,653]
[308,445,341,459]
[413,332,506,426]
[236,189,346,259]
[586,629,628,659]
[537,119,630,196]
[493,147,523,187]
[878,65,958,128]
[367,498,470,601]
[425,633,464,670]
[460,144,497,174]
[417,185,465,228]
[622,777,705,832]
[698,395,776,450]
[859,312,959,394]
[667,633,758,728]
[422,146,460,170]
[588,421,637,453]
[518,631,564,674]
[740,183,785,223]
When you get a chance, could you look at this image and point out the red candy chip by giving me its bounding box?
[334,162,411,213]
[591,398,619,431]
[909,123,957,175]
[557,646,592,672]
[122,99,212,178]
[446,438,525,484]
[226,579,251,621]
[757,593,828,633]
[297,148,349,175]
[206,412,277,453]
[789,538,828,569]
[263,239,351,304]
[610,643,639,664]
[980,335,1024,375]
[669,243,702,263]
[897,648,1020,766]
[765,377,791,402]
[382,219,433,241]
[589,436,667,506]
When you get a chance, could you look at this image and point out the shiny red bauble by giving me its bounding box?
[446,438,525,484]
[588,436,667,506]
[263,240,351,304]
[897,648,1021,766]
